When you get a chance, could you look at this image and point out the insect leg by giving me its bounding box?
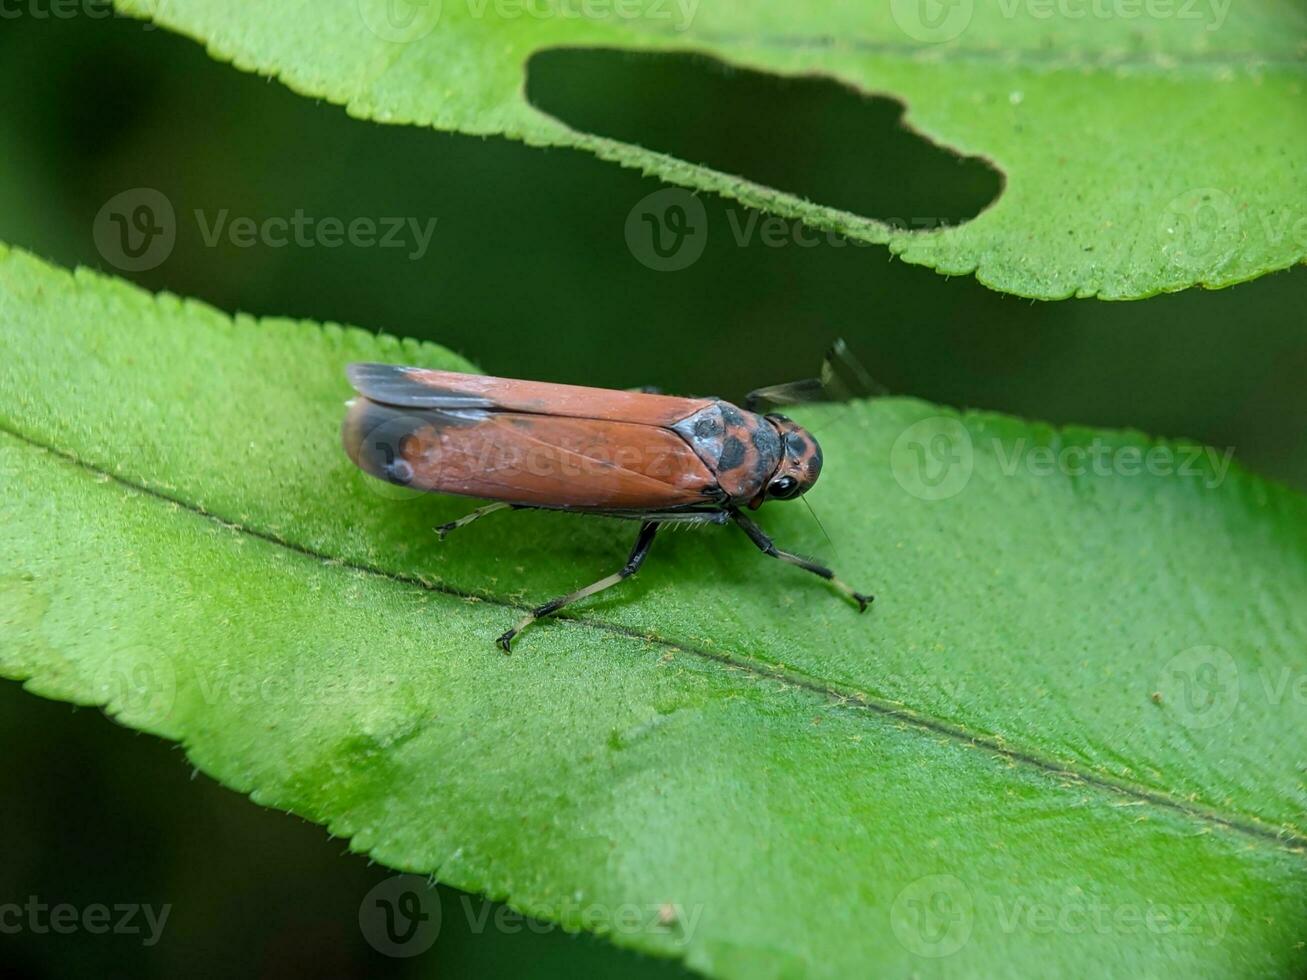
[435,502,518,540]
[727,507,873,612]
[497,521,661,652]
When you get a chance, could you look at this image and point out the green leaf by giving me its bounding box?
[2,243,1306,976]
[110,0,1307,299]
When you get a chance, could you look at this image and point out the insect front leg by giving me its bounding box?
[727,507,873,612]
[497,521,661,652]
[435,502,521,540]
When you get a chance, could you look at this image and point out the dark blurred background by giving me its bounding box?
[1,8,1303,978]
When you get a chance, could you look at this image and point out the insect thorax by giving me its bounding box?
[672,401,782,503]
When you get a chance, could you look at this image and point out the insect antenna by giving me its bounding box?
[801,494,836,555]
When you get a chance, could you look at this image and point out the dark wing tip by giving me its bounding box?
[345,362,494,410]
[346,361,396,390]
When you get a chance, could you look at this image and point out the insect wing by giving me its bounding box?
[346,363,496,410]
[343,396,718,510]
[744,339,887,412]
[347,363,710,427]
[821,337,888,401]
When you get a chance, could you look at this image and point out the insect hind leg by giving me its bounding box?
[436,502,521,540]
[497,521,660,652]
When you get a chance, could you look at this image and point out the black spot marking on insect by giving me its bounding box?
[719,435,747,470]
[694,415,723,440]
[719,404,745,427]
[751,424,780,481]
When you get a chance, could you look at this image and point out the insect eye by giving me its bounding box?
[769,476,799,499]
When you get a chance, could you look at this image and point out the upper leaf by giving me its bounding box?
[3,245,1307,975]
[111,0,1307,299]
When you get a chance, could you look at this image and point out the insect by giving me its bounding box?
[341,344,876,650]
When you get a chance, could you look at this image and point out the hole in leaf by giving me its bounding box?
[527,48,1003,229]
